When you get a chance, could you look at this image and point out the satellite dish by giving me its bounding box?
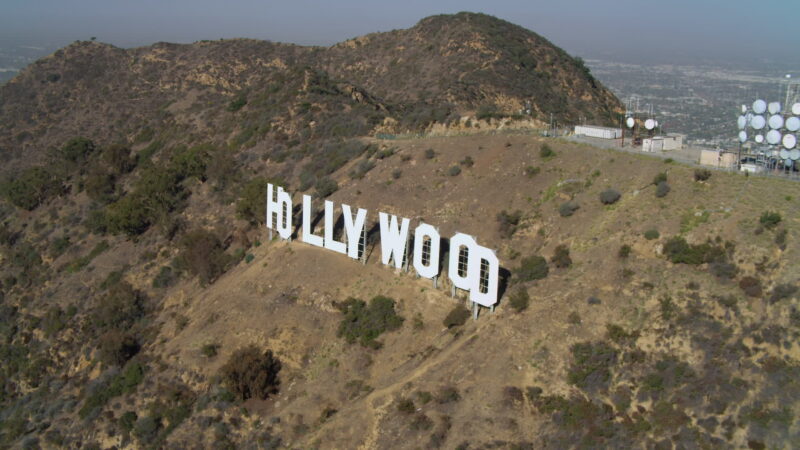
[786,159,794,168]
[766,129,782,145]
[737,116,747,129]
[791,149,800,160]
[780,148,790,159]
[645,119,655,130]
[741,105,748,113]
[751,115,766,130]
[738,131,748,142]
[783,134,796,149]
[626,117,635,128]
[787,117,800,131]
[753,99,767,114]
[755,134,764,143]
[793,103,800,115]
[768,102,781,114]
[769,114,785,129]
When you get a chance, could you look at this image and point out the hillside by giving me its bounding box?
[1,11,799,450]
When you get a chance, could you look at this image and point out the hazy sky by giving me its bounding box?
[2,0,798,65]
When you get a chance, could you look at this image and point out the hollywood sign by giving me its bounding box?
[265,184,500,306]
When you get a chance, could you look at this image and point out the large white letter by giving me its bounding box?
[266,184,292,240]
[448,233,476,291]
[413,223,440,279]
[324,200,347,255]
[379,212,410,269]
[302,195,324,248]
[342,203,367,260]
[468,245,499,307]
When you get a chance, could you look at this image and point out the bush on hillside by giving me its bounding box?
[655,181,671,198]
[336,296,404,348]
[315,177,338,198]
[1,167,64,210]
[508,288,530,313]
[219,346,281,401]
[60,137,96,164]
[662,236,725,265]
[643,229,660,240]
[599,189,621,205]
[559,201,579,217]
[92,282,144,333]
[443,306,471,328]
[178,229,231,286]
[496,209,522,238]
[447,165,461,176]
[516,255,549,282]
[101,144,136,174]
[653,172,667,185]
[236,177,272,225]
[84,168,117,204]
[552,244,572,268]
[693,169,711,182]
[759,211,782,230]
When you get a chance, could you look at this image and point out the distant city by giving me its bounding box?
[587,59,798,149]
[1,40,796,151]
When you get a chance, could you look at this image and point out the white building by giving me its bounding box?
[573,125,622,139]
[642,134,684,152]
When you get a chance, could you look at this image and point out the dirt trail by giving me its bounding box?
[341,324,485,450]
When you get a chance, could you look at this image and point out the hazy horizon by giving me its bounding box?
[2,0,799,69]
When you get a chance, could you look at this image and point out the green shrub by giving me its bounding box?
[496,209,522,238]
[618,245,631,258]
[655,181,670,198]
[336,296,404,348]
[540,144,555,158]
[315,177,338,198]
[759,211,782,230]
[350,160,375,179]
[599,189,621,205]
[424,148,436,159]
[694,169,711,181]
[236,177,271,225]
[515,255,548,281]
[739,276,762,297]
[84,168,117,204]
[559,201,579,217]
[436,386,461,403]
[1,167,64,210]
[92,282,144,332]
[51,235,71,257]
[79,361,146,419]
[178,229,231,286]
[662,237,725,265]
[460,156,474,167]
[397,398,416,414]
[201,343,220,358]
[101,144,136,174]
[643,229,660,240]
[442,306,470,328]
[98,330,140,367]
[551,244,572,268]
[219,345,281,401]
[60,137,96,164]
[447,165,461,176]
[567,341,617,391]
[768,283,797,304]
[653,172,667,185]
[508,288,530,312]
[227,94,247,112]
[170,144,212,181]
